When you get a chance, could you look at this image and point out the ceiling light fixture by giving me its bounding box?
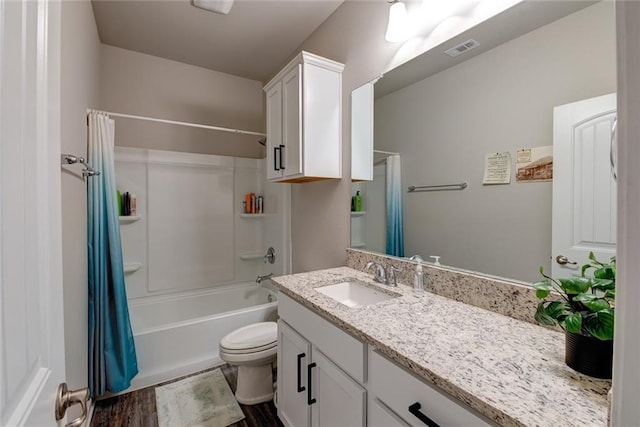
[192,0,234,15]
[385,0,412,43]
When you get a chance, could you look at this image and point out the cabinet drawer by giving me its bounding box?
[369,349,495,427]
[278,292,366,383]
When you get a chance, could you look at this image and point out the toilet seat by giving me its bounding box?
[220,321,277,352]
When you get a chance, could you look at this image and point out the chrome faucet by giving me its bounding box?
[365,262,401,287]
[256,273,273,284]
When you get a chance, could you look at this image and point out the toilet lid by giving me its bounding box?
[220,321,277,351]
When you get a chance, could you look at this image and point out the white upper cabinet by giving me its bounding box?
[351,82,374,181]
[264,51,344,183]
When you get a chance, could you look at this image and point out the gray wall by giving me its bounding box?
[100,45,265,158]
[60,0,101,402]
[374,1,616,282]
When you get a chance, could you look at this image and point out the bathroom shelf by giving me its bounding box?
[351,243,366,249]
[350,211,366,217]
[239,253,264,261]
[124,262,142,274]
[119,215,141,224]
[239,213,265,218]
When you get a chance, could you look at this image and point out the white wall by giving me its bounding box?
[100,45,265,158]
[375,1,616,282]
[60,0,100,403]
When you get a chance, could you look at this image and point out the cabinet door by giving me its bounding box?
[278,320,312,427]
[266,82,283,181]
[282,65,303,178]
[310,350,366,427]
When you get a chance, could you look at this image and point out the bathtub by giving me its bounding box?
[127,282,278,391]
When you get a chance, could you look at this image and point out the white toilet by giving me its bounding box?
[219,321,277,405]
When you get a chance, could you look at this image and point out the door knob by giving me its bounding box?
[555,255,577,266]
[55,383,89,427]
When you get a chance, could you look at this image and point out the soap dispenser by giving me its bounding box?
[409,255,425,292]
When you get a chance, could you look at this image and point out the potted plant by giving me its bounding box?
[534,252,615,379]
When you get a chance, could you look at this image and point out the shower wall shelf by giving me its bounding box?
[351,211,366,217]
[239,253,265,261]
[239,214,265,218]
[124,262,142,274]
[119,215,141,224]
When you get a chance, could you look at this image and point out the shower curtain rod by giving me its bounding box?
[86,109,266,137]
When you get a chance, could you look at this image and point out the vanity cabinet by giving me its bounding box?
[368,349,495,427]
[264,52,344,183]
[277,293,366,427]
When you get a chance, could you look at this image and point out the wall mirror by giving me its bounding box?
[350,0,617,283]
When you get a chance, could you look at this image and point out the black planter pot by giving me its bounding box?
[565,331,613,379]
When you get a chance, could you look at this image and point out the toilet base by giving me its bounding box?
[235,364,274,405]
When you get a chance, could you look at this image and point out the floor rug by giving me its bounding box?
[155,369,245,427]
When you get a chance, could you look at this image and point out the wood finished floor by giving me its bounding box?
[90,365,283,427]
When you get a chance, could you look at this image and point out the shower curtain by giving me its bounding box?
[87,111,138,397]
[386,154,405,257]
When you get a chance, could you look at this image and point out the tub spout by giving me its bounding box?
[256,273,273,284]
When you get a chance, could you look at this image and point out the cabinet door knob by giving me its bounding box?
[307,362,317,405]
[408,402,440,427]
[297,353,306,393]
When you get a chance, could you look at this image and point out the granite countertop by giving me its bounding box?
[271,266,610,427]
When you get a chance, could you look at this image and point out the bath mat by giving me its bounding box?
[155,369,245,427]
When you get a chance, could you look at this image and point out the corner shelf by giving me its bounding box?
[350,211,366,217]
[119,215,141,224]
[124,262,142,274]
[239,213,265,218]
[351,243,366,249]
[239,253,264,261]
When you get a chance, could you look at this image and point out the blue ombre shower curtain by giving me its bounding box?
[386,154,405,257]
[87,111,138,397]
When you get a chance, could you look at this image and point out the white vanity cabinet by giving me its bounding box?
[263,52,344,183]
[368,349,495,427]
[277,293,366,427]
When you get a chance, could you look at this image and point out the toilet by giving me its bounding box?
[219,321,277,405]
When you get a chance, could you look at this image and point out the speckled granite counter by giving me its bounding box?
[271,267,610,427]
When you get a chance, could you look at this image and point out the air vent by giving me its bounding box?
[444,39,480,57]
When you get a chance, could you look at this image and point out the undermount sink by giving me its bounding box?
[315,281,398,308]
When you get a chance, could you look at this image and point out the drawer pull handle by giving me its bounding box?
[297,353,306,392]
[408,402,440,427]
[274,146,280,171]
[307,362,317,405]
[279,144,285,170]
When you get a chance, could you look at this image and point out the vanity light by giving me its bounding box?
[385,0,413,43]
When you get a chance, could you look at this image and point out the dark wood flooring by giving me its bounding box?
[91,365,283,427]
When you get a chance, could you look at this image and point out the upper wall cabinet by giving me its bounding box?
[264,51,345,183]
[351,83,374,181]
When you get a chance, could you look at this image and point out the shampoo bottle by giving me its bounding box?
[354,191,362,212]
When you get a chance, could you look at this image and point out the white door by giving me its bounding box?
[1,0,68,425]
[552,93,617,278]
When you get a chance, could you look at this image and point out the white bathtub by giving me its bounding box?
[127,282,278,391]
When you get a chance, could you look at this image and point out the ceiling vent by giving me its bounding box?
[444,39,480,57]
[192,0,234,15]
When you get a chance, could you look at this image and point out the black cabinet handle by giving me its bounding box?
[307,362,317,405]
[273,147,280,171]
[279,144,285,170]
[296,353,306,393]
[408,402,440,427]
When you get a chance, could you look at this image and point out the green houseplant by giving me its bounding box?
[534,252,615,378]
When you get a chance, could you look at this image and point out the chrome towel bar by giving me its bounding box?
[408,182,468,192]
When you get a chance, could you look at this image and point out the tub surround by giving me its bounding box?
[270,266,610,427]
